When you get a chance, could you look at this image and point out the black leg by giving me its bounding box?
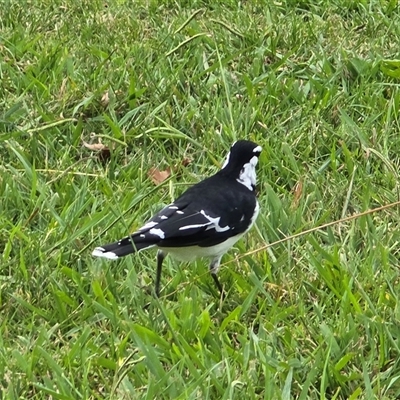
[210,256,224,298]
[211,273,224,296]
[155,250,165,297]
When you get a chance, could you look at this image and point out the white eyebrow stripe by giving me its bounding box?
[253,145,262,153]
[221,151,231,169]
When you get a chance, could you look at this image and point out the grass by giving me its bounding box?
[1,0,400,398]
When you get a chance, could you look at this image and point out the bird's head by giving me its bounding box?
[221,140,262,191]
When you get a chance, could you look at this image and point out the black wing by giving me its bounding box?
[133,175,258,248]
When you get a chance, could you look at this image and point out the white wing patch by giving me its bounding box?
[149,228,165,239]
[200,210,230,232]
[140,221,158,230]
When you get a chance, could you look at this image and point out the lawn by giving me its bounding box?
[1,0,400,398]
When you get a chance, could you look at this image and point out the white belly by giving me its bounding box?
[158,233,245,262]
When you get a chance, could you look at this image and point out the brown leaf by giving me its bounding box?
[82,140,107,151]
[181,157,191,167]
[148,167,171,185]
[291,180,303,210]
[101,91,110,107]
[58,77,68,99]
[82,135,111,163]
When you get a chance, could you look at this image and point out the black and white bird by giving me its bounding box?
[92,140,262,297]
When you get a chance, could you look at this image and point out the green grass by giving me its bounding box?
[2,0,400,398]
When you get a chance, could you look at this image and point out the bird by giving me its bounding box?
[92,140,262,297]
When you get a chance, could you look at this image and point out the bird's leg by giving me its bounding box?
[209,256,224,298]
[155,250,165,297]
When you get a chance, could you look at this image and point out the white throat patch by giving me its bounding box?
[237,155,258,191]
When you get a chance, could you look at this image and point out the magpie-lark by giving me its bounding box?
[92,140,262,297]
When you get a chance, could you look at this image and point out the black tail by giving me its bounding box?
[92,234,157,259]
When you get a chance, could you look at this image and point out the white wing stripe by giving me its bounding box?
[179,223,211,231]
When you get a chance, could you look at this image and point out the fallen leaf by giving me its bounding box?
[82,134,111,163]
[148,167,171,185]
[101,91,110,107]
[181,157,191,167]
[58,77,68,99]
[82,140,107,151]
[291,180,303,209]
